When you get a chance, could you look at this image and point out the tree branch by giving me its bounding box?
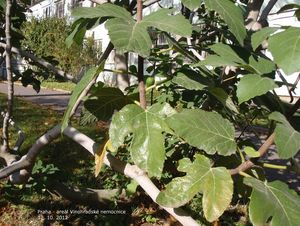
[0,124,199,225]
[2,0,13,151]
[0,43,76,82]
[230,97,300,175]
[259,0,278,22]
[1,111,25,151]
[136,0,147,109]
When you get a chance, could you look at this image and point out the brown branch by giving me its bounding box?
[0,43,76,82]
[137,0,147,109]
[230,98,300,175]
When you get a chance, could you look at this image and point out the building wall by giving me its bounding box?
[27,0,300,96]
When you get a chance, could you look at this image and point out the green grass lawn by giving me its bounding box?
[41,81,76,92]
[0,93,133,225]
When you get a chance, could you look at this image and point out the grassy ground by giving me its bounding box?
[41,81,76,92]
[0,94,182,225]
[0,93,251,225]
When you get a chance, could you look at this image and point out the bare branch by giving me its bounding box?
[0,124,200,225]
[260,0,279,22]
[63,127,200,226]
[1,111,26,151]
[0,43,76,82]
[186,37,204,61]
[2,0,13,150]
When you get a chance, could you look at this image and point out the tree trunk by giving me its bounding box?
[114,52,130,92]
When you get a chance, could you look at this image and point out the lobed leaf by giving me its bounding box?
[109,103,176,177]
[205,0,246,45]
[141,8,192,37]
[105,8,192,57]
[268,27,300,75]
[244,177,300,226]
[157,154,233,222]
[84,86,133,122]
[71,3,131,20]
[167,109,236,155]
[195,43,245,67]
[269,112,300,159]
[105,18,152,57]
[172,71,213,90]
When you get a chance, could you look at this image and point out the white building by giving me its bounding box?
[27,0,300,96]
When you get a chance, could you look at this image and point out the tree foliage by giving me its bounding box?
[21,17,99,79]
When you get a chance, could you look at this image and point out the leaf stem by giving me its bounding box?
[263,163,287,170]
[238,171,252,178]
[237,147,245,162]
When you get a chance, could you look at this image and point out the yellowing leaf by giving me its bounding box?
[95,138,108,177]
[105,139,116,152]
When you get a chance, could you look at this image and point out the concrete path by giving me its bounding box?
[0,82,71,112]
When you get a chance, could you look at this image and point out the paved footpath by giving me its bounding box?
[0,82,71,112]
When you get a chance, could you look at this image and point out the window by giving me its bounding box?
[43,6,51,18]
[56,1,64,18]
[70,0,83,9]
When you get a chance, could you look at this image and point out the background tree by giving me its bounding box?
[21,17,100,81]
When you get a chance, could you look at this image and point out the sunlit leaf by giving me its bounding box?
[237,74,278,104]
[205,0,246,45]
[268,27,300,75]
[167,109,236,155]
[244,177,300,226]
[141,8,192,37]
[251,27,278,50]
[109,103,176,177]
[71,3,131,20]
[269,112,300,158]
[157,154,233,222]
